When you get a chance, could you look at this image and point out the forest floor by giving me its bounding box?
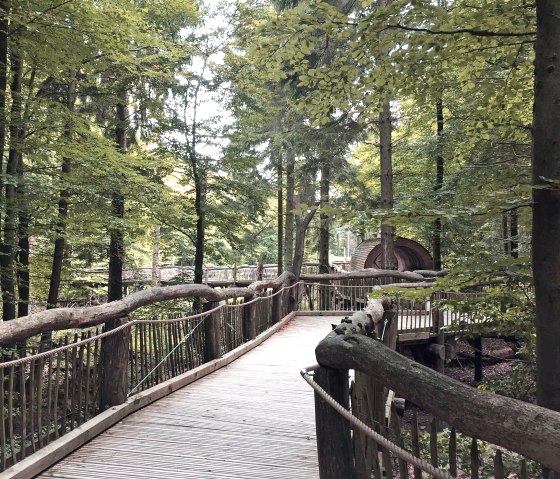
[397,338,534,478]
[446,337,515,387]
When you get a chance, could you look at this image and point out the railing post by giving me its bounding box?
[242,297,257,341]
[315,366,355,479]
[100,317,130,410]
[204,301,221,361]
[271,287,281,324]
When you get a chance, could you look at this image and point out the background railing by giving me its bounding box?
[0,270,494,473]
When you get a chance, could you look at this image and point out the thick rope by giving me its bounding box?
[0,321,132,369]
[301,365,454,479]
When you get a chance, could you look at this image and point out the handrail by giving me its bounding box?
[314,328,560,473]
[0,269,432,346]
[301,364,453,479]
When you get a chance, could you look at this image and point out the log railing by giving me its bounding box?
[0,274,305,472]
[307,311,560,479]
[0,269,493,474]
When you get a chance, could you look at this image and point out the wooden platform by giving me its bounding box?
[38,316,337,479]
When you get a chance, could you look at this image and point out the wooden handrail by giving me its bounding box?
[315,329,560,471]
[0,269,424,346]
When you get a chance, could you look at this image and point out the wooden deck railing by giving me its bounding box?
[0,269,496,474]
[308,312,560,479]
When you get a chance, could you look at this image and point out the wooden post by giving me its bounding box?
[203,301,221,361]
[271,287,281,324]
[242,297,256,341]
[100,317,130,410]
[315,366,355,479]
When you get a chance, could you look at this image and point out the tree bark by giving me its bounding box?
[292,195,317,279]
[316,332,560,471]
[0,0,9,181]
[15,68,34,319]
[284,148,295,272]
[108,95,127,303]
[319,163,330,274]
[152,225,161,286]
[48,77,76,309]
[102,92,128,410]
[533,0,560,413]
[276,149,284,275]
[1,54,22,321]
[379,102,395,270]
[432,98,444,270]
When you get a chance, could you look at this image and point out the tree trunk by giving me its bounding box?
[432,98,444,270]
[48,77,76,309]
[276,150,283,275]
[0,0,9,180]
[15,68,34,320]
[152,225,161,286]
[284,148,295,272]
[108,97,126,303]
[1,54,22,320]
[510,208,518,259]
[193,167,206,286]
[319,163,330,274]
[533,0,560,413]
[379,102,395,271]
[101,92,128,410]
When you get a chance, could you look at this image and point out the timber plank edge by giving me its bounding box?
[0,311,299,479]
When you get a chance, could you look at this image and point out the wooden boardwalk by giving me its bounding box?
[38,315,336,479]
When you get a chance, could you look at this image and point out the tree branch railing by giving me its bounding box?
[308,310,560,479]
[0,269,497,474]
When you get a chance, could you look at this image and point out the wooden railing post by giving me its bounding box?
[315,366,355,479]
[242,297,257,341]
[203,301,221,361]
[100,317,130,410]
[271,287,281,324]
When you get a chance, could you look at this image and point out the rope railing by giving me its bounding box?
[301,364,454,479]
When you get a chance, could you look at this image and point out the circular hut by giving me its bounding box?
[350,237,433,272]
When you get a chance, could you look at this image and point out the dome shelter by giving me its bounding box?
[350,237,433,272]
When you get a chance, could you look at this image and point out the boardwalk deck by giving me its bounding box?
[38,315,338,479]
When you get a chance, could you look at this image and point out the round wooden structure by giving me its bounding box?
[350,238,433,272]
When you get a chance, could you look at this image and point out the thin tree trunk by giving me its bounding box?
[108,97,126,302]
[432,98,444,270]
[284,148,295,272]
[319,163,330,274]
[0,0,9,181]
[193,165,206,289]
[1,54,22,320]
[276,150,283,275]
[101,92,128,410]
[510,209,518,259]
[379,102,395,270]
[152,226,161,286]
[502,212,510,255]
[533,0,560,412]
[16,68,36,319]
[292,196,316,279]
[47,77,76,309]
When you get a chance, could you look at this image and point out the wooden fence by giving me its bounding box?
[308,313,560,479]
[0,270,505,474]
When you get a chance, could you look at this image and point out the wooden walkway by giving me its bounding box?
[38,315,336,479]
